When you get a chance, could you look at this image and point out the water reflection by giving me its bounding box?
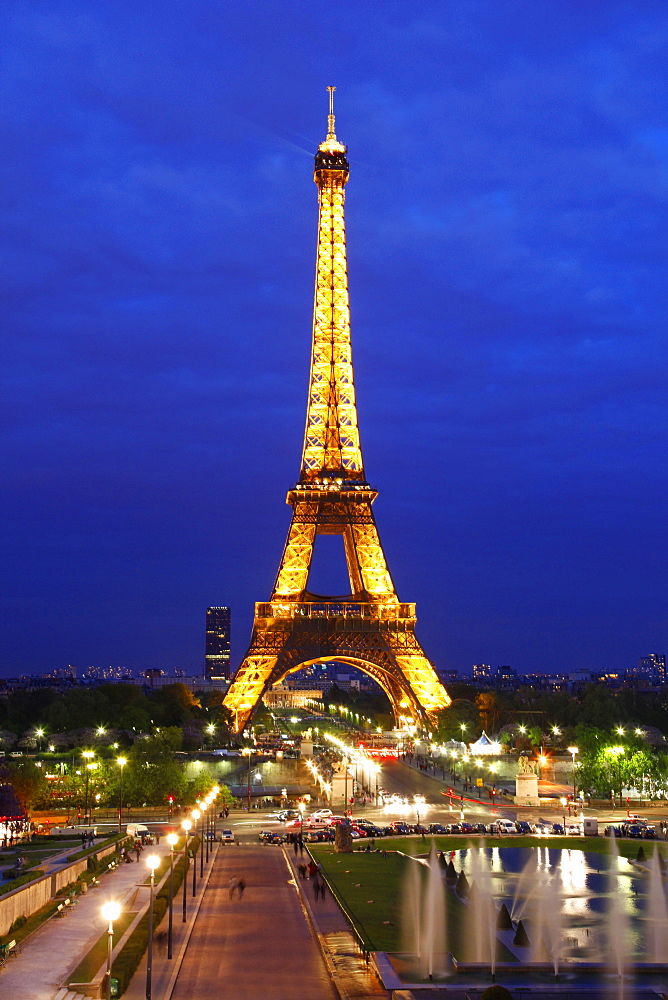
[448,845,667,962]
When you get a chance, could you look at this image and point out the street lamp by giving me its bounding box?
[116,758,127,835]
[181,820,191,922]
[145,854,160,1000]
[166,832,178,959]
[242,748,253,812]
[35,727,45,752]
[560,796,567,831]
[101,900,121,1000]
[567,746,579,806]
[191,809,200,896]
[82,751,95,822]
[298,801,305,840]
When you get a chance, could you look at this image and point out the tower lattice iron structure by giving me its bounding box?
[224,89,450,732]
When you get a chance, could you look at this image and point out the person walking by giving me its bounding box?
[228,875,238,899]
[237,877,246,899]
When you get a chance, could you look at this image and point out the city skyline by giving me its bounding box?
[2,2,666,679]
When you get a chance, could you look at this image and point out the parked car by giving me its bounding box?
[387,821,411,835]
[515,821,533,834]
[643,826,658,840]
[448,823,462,835]
[312,808,333,819]
[459,822,474,834]
[551,823,565,835]
[428,823,448,834]
[259,831,284,844]
[473,823,488,834]
[220,829,235,844]
[604,825,622,837]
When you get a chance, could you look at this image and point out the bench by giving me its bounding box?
[56,898,73,917]
[0,940,17,967]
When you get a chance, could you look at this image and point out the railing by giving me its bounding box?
[309,856,372,963]
[256,601,416,621]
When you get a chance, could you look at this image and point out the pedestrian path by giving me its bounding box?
[284,848,390,1000]
[160,844,338,1000]
[0,844,170,1000]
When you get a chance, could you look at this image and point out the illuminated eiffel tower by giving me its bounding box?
[224,89,450,733]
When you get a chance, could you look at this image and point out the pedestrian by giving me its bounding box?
[228,875,238,899]
[155,833,160,845]
[81,832,86,848]
[308,860,317,879]
[298,835,304,855]
[293,837,299,856]
[237,877,246,899]
[298,863,307,879]
[88,832,94,848]
[134,842,142,862]
[155,930,168,956]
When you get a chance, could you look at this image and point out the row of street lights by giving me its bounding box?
[100,784,220,1000]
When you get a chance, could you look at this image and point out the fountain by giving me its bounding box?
[466,843,497,976]
[607,837,630,998]
[401,843,447,980]
[647,848,668,963]
[391,838,668,996]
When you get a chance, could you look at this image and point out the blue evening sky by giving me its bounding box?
[1,1,666,678]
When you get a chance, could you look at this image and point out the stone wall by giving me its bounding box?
[0,840,122,937]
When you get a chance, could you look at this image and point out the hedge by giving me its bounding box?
[0,869,45,896]
[111,836,200,996]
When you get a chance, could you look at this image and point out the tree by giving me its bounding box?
[4,760,48,812]
[124,728,186,807]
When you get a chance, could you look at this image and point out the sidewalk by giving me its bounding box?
[283,847,390,1000]
[0,845,170,1000]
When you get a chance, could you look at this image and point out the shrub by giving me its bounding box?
[0,870,45,896]
[111,838,198,995]
[9,915,27,932]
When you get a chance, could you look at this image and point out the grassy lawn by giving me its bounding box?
[310,847,516,960]
[68,912,135,985]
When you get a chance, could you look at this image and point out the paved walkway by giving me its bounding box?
[283,848,390,1000]
[167,845,337,1000]
[0,846,169,1000]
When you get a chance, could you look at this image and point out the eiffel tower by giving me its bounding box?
[224,89,450,733]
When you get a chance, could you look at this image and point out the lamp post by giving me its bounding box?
[117,757,126,835]
[166,833,178,959]
[567,746,579,806]
[191,810,200,896]
[181,819,191,922]
[145,854,160,1000]
[560,796,567,831]
[198,802,204,878]
[101,900,121,1000]
[242,748,253,812]
[82,751,95,822]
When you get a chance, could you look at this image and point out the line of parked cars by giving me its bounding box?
[605,822,657,840]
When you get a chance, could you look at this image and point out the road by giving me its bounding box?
[170,844,338,1000]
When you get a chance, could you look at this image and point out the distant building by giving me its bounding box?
[472,663,491,681]
[263,685,323,709]
[205,607,231,679]
[638,653,666,684]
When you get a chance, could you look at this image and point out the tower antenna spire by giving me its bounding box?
[326,85,336,139]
